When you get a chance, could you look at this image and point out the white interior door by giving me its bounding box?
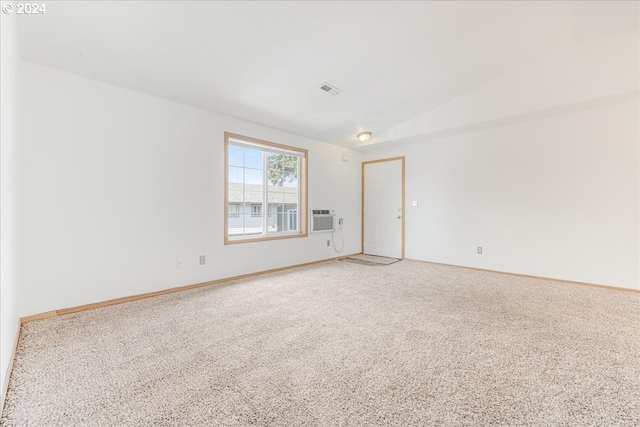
[363,158,403,258]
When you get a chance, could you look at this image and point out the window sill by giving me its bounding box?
[224,232,308,245]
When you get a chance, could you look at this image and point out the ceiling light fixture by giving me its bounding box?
[357,131,372,142]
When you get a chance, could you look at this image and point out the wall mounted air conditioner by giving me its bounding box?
[310,209,335,233]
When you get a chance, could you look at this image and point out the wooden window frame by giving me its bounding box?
[224,132,308,244]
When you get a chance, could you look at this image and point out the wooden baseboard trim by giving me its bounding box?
[20,253,361,324]
[1,319,22,415]
[19,311,57,322]
[405,258,640,293]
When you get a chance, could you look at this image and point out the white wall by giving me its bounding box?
[17,62,361,318]
[364,100,639,290]
[1,2,21,398]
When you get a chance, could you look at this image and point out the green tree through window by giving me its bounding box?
[267,154,298,186]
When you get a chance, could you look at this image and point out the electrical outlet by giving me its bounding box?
[199,255,206,265]
[176,259,183,269]
[327,240,330,247]
[477,246,483,255]
[339,218,343,225]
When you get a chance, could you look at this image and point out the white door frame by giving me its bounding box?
[361,156,405,259]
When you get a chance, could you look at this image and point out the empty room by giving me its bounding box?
[1,1,638,426]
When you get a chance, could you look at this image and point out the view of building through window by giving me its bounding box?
[226,134,307,241]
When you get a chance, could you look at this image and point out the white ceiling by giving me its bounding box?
[16,1,639,148]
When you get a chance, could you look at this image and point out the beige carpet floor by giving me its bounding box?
[2,260,639,426]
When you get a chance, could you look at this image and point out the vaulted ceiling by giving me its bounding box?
[16,1,639,148]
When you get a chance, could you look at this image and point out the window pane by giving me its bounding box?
[251,204,262,217]
[267,190,284,204]
[267,213,286,234]
[284,179,298,189]
[228,145,244,167]
[267,169,284,188]
[244,168,263,186]
[228,183,244,205]
[228,166,243,185]
[244,148,263,169]
[266,205,278,232]
[228,208,245,237]
[243,210,263,235]
[267,154,298,187]
[284,157,299,187]
[244,190,263,204]
[287,208,298,231]
[282,188,298,204]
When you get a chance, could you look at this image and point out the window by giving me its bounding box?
[225,132,307,243]
[287,209,298,231]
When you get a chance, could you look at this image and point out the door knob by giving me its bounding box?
[397,216,402,219]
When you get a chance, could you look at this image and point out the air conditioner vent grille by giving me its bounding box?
[312,216,334,232]
[311,210,335,233]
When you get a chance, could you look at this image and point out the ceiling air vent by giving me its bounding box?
[319,82,341,95]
